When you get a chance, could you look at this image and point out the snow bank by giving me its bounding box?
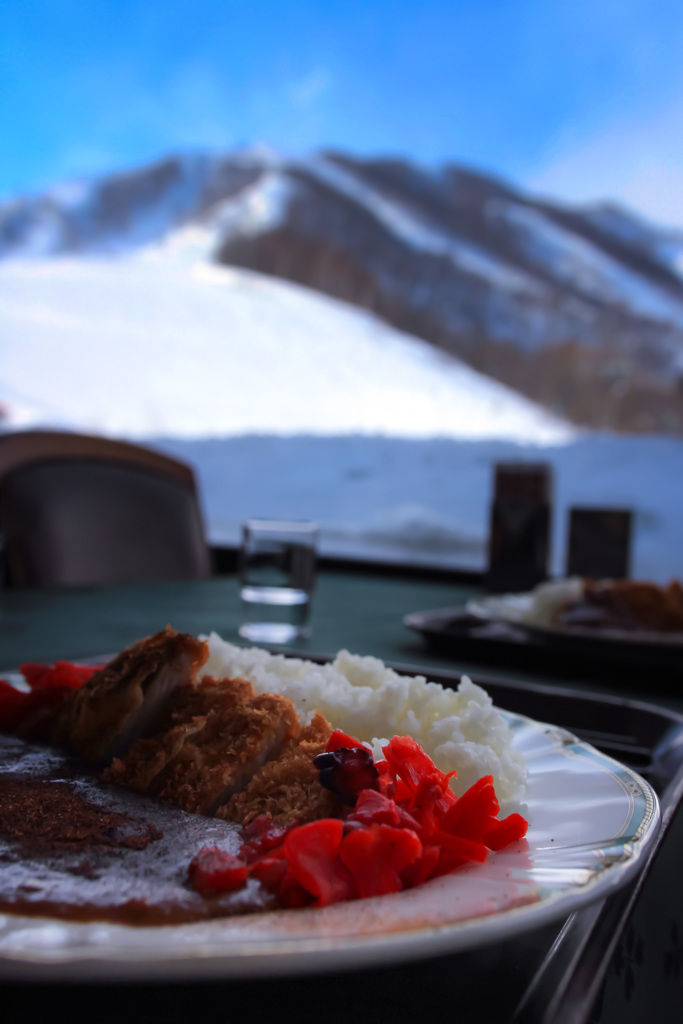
[0,254,572,443]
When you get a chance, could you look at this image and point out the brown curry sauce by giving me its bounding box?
[0,734,273,924]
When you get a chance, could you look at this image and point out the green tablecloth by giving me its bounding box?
[0,571,473,668]
[2,569,682,713]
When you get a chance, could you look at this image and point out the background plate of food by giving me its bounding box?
[467,577,683,649]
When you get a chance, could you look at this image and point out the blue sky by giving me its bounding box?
[3,0,683,224]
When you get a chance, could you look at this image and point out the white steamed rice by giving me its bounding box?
[203,635,527,809]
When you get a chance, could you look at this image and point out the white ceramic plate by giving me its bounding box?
[467,592,683,649]
[0,711,659,981]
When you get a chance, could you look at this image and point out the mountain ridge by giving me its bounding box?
[4,148,683,432]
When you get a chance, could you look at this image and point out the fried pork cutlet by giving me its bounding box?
[217,710,341,826]
[53,627,208,762]
[103,675,256,795]
[53,628,344,828]
[560,579,683,632]
[104,675,301,816]
[159,690,300,815]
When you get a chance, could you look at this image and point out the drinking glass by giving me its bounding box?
[238,519,318,643]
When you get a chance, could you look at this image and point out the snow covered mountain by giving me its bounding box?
[4,160,683,580]
[3,148,683,432]
[5,249,683,582]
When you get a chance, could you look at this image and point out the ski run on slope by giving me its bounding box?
[0,252,571,442]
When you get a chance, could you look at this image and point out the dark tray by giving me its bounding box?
[404,605,683,689]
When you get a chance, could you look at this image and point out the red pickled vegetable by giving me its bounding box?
[277,870,314,909]
[20,662,98,690]
[439,775,500,841]
[283,819,356,907]
[248,848,289,890]
[425,833,488,879]
[382,735,441,792]
[246,844,313,908]
[0,682,73,737]
[348,789,401,827]
[0,660,99,738]
[240,815,297,862]
[188,847,248,896]
[483,813,529,851]
[430,831,489,863]
[400,846,441,888]
[407,773,456,839]
[0,682,33,732]
[349,789,422,833]
[392,777,414,803]
[326,729,364,752]
[340,824,422,898]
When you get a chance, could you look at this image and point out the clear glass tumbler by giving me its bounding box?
[238,519,318,644]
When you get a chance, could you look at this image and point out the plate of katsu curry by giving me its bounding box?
[0,627,660,979]
[468,577,683,644]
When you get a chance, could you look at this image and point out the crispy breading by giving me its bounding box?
[217,711,341,826]
[103,713,206,794]
[104,674,262,797]
[80,632,343,828]
[172,674,255,720]
[571,579,683,632]
[54,628,208,762]
[140,687,301,815]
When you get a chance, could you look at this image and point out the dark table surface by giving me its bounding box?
[0,570,476,668]
[2,568,681,706]
[2,566,683,1024]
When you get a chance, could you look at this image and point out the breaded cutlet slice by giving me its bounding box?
[217,711,342,827]
[102,675,255,794]
[599,579,683,631]
[53,628,208,762]
[154,690,301,816]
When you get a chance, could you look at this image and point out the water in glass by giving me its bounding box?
[238,524,317,643]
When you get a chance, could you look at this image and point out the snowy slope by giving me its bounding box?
[489,199,683,328]
[0,151,260,258]
[4,149,683,339]
[302,157,545,298]
[0,250,572,443]
[583,203,683,275]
